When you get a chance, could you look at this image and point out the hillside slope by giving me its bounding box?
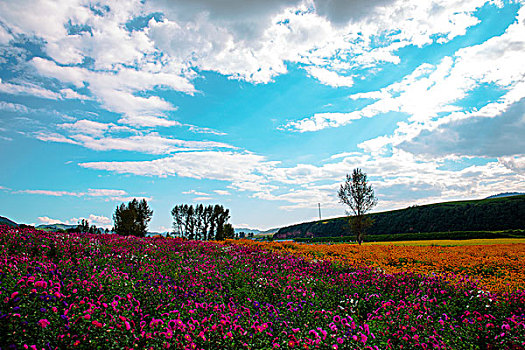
[36,223,78,231]
[0,216,17,227]
[274,195,525,239]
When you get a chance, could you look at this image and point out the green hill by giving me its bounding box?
[0,216,18,227]
[274,195,525,240]
[36,223,78,231]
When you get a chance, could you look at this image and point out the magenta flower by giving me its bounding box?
[38,319,50,328]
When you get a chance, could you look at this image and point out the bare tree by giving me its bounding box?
[338,168,377,245]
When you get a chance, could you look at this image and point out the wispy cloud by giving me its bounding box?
[214,190,231,196]
[35,126,236,155]
[0,78,62,100]
[17,188,149,202]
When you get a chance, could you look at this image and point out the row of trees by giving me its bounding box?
[74,168,376,244]
[67,219,106,234]
[171,204,234,240]
[71,199,235,240]
[106,199,235,240]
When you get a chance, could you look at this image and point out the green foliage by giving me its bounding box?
[113,198,153,237]
[338,168,377,245]
[77,219,89,232]
[276,195,525,240]
[223,223,235,239]
[171,203,230,240]
[294,229,525,243]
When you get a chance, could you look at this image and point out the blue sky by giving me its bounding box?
[0,0,524,232]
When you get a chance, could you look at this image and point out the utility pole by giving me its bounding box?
[318,203,321,220]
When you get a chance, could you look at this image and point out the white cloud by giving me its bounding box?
[183,190,210,196]
[37,214,112,228]
[0,101,29,113]
[2,0,523,218]
[305,66,354,87]
[187,125,227,135]
[38,216,65,225]
[59,119,111,137]
[0,25,12,44]
[74,141,525,213]
[499,156,525,175]
[34,132,80,146]
[79,150,278,192]
[282,111,364,132]
[59,88,91,100]
[0,78,62,100]
[0,0,491,108]
[285,6,525,135]
[193,196,214,202]
[31,57,195,127]
[85,214,112,226]
[21,190,80,197]
[86,189,128,198]
[38,119,236,154]
[214,190,231,196]
[71,133,234,154]
[117,115,181,128]
[17,187,147,202]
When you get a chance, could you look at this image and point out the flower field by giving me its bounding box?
[1,227,524,349]
[238,240,525,294]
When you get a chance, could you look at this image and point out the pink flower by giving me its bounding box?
[92,321,104,328]
[11,292,19,299]
[360,333,368,343]
[38,319,50,328]
[35,281,47,289]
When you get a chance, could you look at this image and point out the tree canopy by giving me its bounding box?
[338,168,377,245]
[113,199,153,237]
[171,204,231,240]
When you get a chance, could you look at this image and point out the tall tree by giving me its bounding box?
[171,205,184,237]
[338,168,378,245]
[195,204,204,240]
[223,223,235,239]
[171,203,231,241]
[77,219,90,233]
[113,198,153,237]
[214,205,230,241]
[201,205,212,241]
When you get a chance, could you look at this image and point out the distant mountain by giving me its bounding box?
[36,224,109,233]
[146,231,169,237]
[36,223,78,231]
[0,216,18,227]
[235,227,280,236]
[275,195,525,240]
[486,192,525,199]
